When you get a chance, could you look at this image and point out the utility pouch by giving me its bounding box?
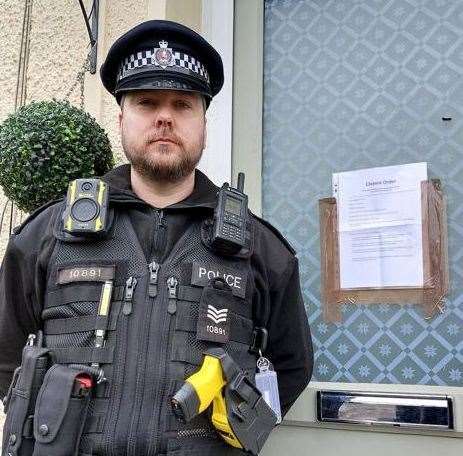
[2,334,50,456]
[196,277,233,344]
[32,365,92,456]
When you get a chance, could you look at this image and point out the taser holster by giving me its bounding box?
[171,348,277,455]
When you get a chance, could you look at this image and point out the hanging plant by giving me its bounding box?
[0,100,114,213]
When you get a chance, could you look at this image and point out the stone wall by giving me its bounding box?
[0,0,92,257]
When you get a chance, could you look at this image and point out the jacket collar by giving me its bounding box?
[101,164,219,210]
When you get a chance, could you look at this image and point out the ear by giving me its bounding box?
[118,110,123,134]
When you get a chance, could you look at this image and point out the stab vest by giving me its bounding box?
[42,202,258,456]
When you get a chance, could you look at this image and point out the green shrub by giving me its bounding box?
[0,100,114,212]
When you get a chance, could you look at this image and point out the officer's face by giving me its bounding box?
[118,89,206,182]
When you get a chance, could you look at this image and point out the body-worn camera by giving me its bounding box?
[62,179,109,234]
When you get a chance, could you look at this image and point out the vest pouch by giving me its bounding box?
[32,365,91,456]
[2,341,50,456]
[196,277,235,345]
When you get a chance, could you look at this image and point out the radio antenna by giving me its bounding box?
[237,173,245,192]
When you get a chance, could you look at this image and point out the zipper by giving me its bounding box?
[166,428,218,439]
[126,222,200,455]
[147,276,178,455]
[107,276,137,456]
[126,264,160,455]
[167,276,178,315]
[153,210,167,255]
[123,276,137,315]
[148,261,160,297]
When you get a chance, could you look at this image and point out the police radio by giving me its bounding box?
[210,173,248,254]
[62,178,109,234]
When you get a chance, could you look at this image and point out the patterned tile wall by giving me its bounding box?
[263,0,463,385]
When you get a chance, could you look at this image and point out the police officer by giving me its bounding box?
[0,20,313,455]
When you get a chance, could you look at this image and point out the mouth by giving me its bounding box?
[152,138,178,145]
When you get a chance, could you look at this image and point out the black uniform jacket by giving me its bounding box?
[0,164,313,416]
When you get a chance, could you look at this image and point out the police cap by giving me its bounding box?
[100,20,224,105]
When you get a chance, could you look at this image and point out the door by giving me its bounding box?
[233,1,463,455]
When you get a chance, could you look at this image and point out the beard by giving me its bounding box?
[121,125,205,183]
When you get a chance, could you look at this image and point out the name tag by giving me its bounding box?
[191,262,247,299]
[57,265,115,284]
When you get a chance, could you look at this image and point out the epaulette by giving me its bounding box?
[12,198,64,235]
[249,212,296,255]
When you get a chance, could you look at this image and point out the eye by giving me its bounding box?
[175,99,192,109]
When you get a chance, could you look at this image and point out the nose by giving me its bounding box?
[154,105,173,129]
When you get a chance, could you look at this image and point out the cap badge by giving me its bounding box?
[154,40,174,69]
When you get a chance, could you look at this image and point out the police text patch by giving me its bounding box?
[57,265,115,284]
[191,262,247,298]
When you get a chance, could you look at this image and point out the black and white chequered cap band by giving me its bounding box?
[118,47,210,84]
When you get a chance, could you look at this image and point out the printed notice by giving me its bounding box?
[333,163,427,289]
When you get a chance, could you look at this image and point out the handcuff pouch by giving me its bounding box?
[2,335,50,456]
[32,365,91,456]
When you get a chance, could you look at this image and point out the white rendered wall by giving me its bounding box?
[198,0,234,187]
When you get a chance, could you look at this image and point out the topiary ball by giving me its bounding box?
[0,100,114,213]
